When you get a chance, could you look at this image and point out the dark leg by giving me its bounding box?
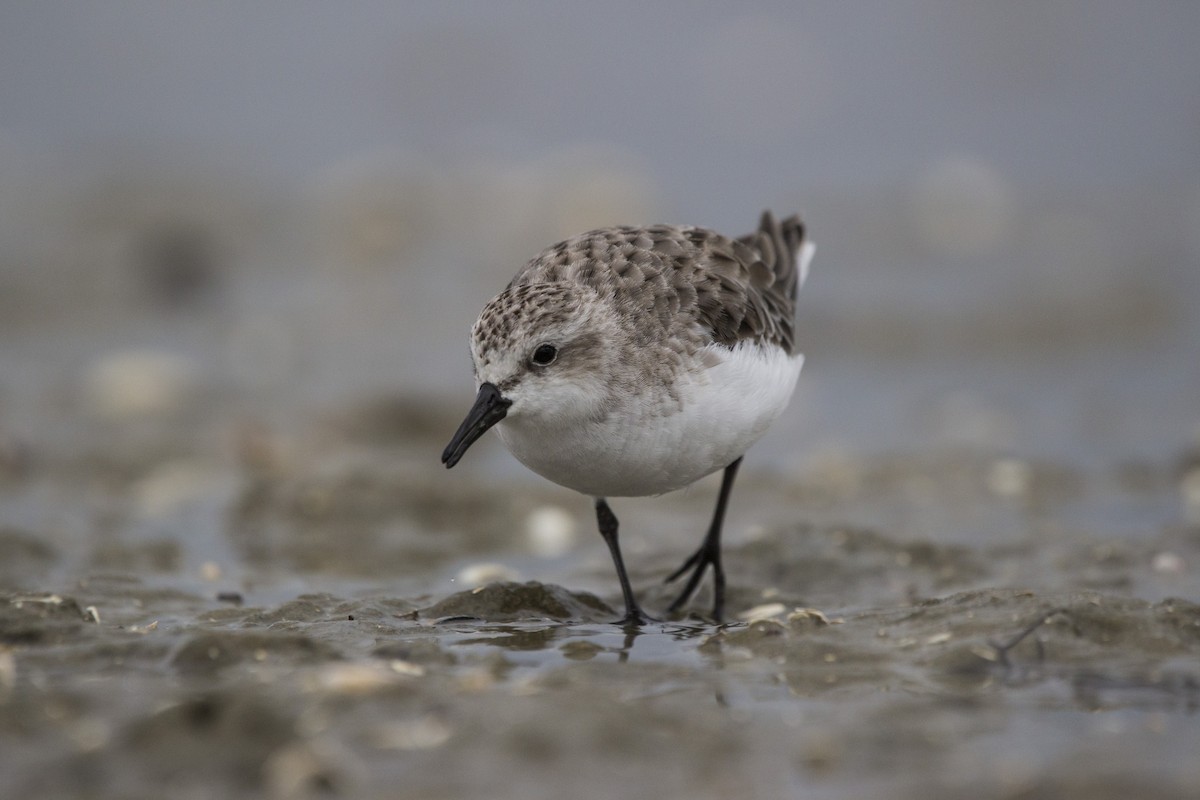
[664,457,742,620]
[594,498,651,626]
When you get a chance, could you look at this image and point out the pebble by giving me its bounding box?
[456,563,519,587]
[132,460,224,517]
[84,349,198,418]
[987,458,1032,498]
[524,506,577,558]
[1151,551,1185,575]
[738,602,786,622]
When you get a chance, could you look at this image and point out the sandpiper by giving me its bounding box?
[442,211,812,625]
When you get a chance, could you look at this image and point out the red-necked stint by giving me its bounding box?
[442,211,813,626]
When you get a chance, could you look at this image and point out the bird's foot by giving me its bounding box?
[664,542,724,621]
[612,606,658,628]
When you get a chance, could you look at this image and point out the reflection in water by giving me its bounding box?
[439,619,718,666]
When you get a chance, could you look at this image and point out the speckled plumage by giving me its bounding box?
[470,213,806,416]
[443,210,813,624]
[490,211,804,354]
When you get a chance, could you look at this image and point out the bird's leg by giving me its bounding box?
[594,498,652,627]
[665,457,742,621]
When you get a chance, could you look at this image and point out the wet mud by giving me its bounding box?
[1,420,1198,799]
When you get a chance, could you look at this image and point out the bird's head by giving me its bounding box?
[441,282,621,468]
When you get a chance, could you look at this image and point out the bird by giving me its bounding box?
[441,210,812,625]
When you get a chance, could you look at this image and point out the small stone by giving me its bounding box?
[987,458,1031,498]
[315,662,404,694]
[456,563,519,587]
[787,608,832,627]
[133,460,224,518]
[84,350,198,418]
[1151,551,1185,575]
[738,602,786,622]
[388,660,426,677]
[525,506,577,558]
[368,716,452,751]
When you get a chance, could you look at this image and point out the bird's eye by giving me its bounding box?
[530,343,558,366]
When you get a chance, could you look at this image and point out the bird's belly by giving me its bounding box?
[498,344,804,498]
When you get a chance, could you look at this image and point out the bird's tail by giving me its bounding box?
[740,211,813,302]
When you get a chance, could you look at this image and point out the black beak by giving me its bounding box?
[441,382,512,468]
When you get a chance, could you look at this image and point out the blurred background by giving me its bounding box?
[2,7,1199,796]
[1,1,1197,472]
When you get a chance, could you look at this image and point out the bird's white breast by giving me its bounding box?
[497,342,803,498]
